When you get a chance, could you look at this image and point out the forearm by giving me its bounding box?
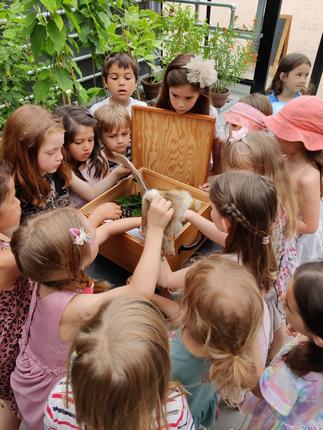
[95,217,141,245]
[89,170,121,199]
[158,257,187,291]
[186,209,227,246]
[129,226,164,297]
[150,293,180,320]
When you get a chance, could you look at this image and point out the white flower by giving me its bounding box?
[185,55,218,88]
[70,227,92,246]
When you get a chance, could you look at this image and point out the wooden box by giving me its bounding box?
[81,106,214,272]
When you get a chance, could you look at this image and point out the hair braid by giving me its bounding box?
[225,202,269,239]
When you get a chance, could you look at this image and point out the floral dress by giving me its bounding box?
[18,172,70,221]
[241,341,323,429]
[0,240,35,411]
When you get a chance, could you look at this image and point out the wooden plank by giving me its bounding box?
[131,106,214,188]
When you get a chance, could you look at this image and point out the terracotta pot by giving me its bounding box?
[211,89,230,109]
[141,78,162,100]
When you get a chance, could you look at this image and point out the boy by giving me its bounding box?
[90,53,147,116]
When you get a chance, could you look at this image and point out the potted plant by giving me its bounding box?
[205,23,257,108]
[142,4,209,100]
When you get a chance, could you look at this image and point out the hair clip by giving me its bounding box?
[185,55,218,88]
[69,227,92,246]
[262,235,270,245]
[225,126,250,144]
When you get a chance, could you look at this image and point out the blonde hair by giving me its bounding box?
[10,207,94,291]
[68,296,172,430]
[181,254,263,405]
[210,171,278,293]
[222,131,297,237]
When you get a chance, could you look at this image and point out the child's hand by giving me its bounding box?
[147,196,174,231]
[286,323,299,337]
[114,165,130,179]
[199,182,210,193]
[97,202,122,221]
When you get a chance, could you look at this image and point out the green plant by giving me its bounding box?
[160,4,209,69]
[205,23,257,93]
[0,1,38,128]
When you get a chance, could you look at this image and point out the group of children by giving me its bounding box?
[0,49,323,430]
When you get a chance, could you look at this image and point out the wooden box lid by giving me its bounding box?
[131,106,215,188]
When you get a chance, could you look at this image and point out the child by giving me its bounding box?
[222,131,298,357]
[242,261,323,429]
[44,296,195,430]
[54,105,112,208]
[95,102,132,166]
[89,52,147,115]
[155,53,220,135]
[264,95,323,264]
[222,131,297,294]
[239,93,273,116]
[1,105,128,220]
[155,53,221,173]
[0,162,35,430]
[223,94,272,133]
[153,254,264,429]
[266,52,311,114]
[10,198,173,430]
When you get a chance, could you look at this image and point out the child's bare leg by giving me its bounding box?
[268,325,287,361]
[0,399,20,430]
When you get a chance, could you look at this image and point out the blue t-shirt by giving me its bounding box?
[171,331,218,428]
[267,92,301,114]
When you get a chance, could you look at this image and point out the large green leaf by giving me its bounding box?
[33,79,52,103]
[53,13,64,31]
[30,24,46,59]
[40,0,58,14]
[47,20,66,53]
[52,67,74,91]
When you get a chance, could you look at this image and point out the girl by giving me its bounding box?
[10,198,173,430]
[54,105,111,208]
[44,296,195,430]
[222,131,297,294]
[1,105,128,220]
[221,131,298,357]
[223,95,271,134]
[264,95,323,264]
[153,253,264,429]
[156,53,220,134]
[155,53,222,172]
[266,52,311,114]
[89,52,147,115]
[0,162,35,430]
[242,261,323,429]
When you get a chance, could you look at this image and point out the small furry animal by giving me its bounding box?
[142,189,200,256]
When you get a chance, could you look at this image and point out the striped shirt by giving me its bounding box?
[44,377,195,429]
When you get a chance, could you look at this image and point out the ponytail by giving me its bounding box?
[208,348,258,406]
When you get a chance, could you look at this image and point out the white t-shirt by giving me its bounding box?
[89,96,147,117]
[44,377,195,430]
[209,105,222,137]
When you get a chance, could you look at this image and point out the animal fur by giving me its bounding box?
[142,189,195,256]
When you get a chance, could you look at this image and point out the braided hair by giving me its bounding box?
[210,171,278,292]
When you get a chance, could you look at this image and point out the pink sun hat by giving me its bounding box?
[264,96,323,151]
[224,102,267,131]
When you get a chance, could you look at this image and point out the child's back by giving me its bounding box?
[11,287,76,429]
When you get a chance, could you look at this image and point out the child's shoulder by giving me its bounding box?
[89,97,110,114]
[298,163,320,189]
[129,97,147,108]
